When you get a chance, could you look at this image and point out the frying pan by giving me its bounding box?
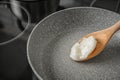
[27,7,120,80]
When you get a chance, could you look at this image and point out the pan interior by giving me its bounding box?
[28,7,120,80]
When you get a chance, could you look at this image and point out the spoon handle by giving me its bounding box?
[100,21,120,39]
[104,21,120,35]
[110,21,120,32]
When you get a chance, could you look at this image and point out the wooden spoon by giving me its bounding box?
[80,21,120,61]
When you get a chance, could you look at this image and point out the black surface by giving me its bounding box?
[0,38,32,80]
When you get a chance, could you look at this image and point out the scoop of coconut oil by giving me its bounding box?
[70,36,97,61]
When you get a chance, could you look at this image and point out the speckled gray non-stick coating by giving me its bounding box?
[27,7,120,80]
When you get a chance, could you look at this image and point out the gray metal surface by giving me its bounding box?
[27,7,120,80]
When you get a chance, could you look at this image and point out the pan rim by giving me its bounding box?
[27,7,120,80]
